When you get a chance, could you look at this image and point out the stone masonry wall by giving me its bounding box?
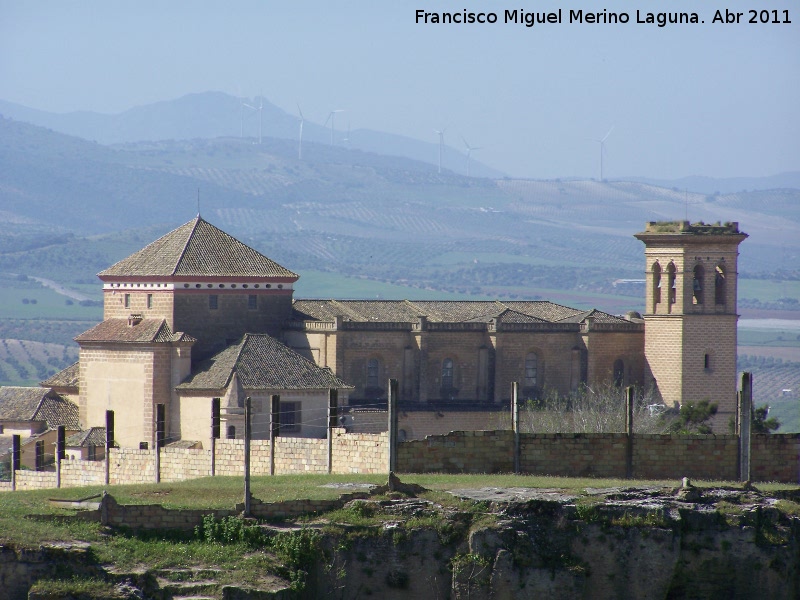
[632,434,739,480]
[331,430,388,474]
[751,434,800,482]
[110,448,156,485]
[273,437,327,474]
[398,430,515,473]
[13,470,57,491]
[160,447,211,482]
[61,459,105,488]
[521,433,627,478]
[4,431,797,491]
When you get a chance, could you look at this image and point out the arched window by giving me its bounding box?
[715,264,726,305]
[226,425,236,439]
[524,352,538,388]
[692,264,704,305]
[613,359,625,387]
[441,358,454,389]
[366,358,380,390]
[652,262,662,309]
[667,263,677,305]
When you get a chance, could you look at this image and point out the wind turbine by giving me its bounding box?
[342,121,351,147]
[243,94,264,144]
[592,126,614,181]
[324,109,344,146]
[296,104,305,160]
[434,127,447,173]
[462,137,482,177]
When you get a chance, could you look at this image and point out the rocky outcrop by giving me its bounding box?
[3,483,799,599]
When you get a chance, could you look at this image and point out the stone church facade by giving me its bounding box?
[2,216,747,454]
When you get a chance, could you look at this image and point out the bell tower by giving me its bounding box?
[634,221,747,431]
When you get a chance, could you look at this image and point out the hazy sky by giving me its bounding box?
[1,0,798,180]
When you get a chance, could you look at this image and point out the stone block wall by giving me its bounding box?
[160,447,211,482]
[398,430,514,473]
[751,434,800,483]
[331,430,388,474]
[213,439,247,476]
[273,437,327,474]
[61,459,105,488]
[110,448,156,485]
[632,434,739,480]
[14,470,57,490]
[521,433,627,478]
[3,431,797,492]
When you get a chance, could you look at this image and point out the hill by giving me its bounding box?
[0,92,505,178]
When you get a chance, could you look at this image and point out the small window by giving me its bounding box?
[280,402,301,433]
[652,263,662,307]
[704,353,710,370]
[715,265,726,305]
[139,441,149,450]
[146,294,153,309]
[248,294,257,310]
[35,440,45,470]
[124,293,131,308]
[524,352,538,387]
[667,263,677,305]
[692,264,704,305]
[613,359,625,387]
[0,424,3,434]
[227,425,236,439]
[209,294,218,310]
[88,445,97,461]
[366,358,380,389]
[441,358,454,389]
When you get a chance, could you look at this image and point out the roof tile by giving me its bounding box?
[99,217,298,279]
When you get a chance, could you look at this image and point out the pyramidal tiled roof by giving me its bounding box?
[99,216,298,279]
[178,334,352,391]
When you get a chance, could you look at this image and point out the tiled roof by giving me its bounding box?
[178,334,352,391]
[554,308,629,324]
[291,299,626,325]
[0,387,80,430]
[99,216,297,279]
[41,362,80,389]
[66,427,106,447]
[75,318,194,344]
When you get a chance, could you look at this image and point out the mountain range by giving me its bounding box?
[0,113,798,315]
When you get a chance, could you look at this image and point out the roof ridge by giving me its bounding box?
[173,215,203,276]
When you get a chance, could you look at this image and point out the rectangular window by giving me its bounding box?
[209,294,218,310]
[279,402,301,433]
[248,294,257,310]
[146,294,153,309]
[124,293,131,308]
[35,440,45,471]
[88,445,97,461]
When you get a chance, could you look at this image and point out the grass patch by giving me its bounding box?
[29,576,123,599]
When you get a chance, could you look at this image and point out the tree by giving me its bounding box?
[669,400,718,434]
[752,404,780,433]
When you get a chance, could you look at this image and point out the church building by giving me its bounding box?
[1,216,747,455]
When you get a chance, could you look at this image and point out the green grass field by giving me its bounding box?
[0,282,102,321]
[293,270,491,300]
[739,279,800,303]
[738,328,800,347]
